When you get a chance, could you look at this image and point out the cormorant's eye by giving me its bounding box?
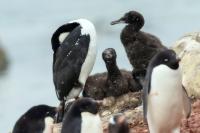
[164,58,169,62]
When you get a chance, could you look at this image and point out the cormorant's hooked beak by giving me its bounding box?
[110,17,125,25]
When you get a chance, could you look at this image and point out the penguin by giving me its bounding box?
[83,48,142,100]
[111,11,167,85]
[61,97,103,133]
[13,105,56,133]
[143,49,191,133]
[51,19,97,122]
[108,113,129,133]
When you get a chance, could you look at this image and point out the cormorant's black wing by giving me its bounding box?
[53,25,90,100]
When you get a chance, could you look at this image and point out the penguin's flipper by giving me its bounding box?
[142,67,152,122]
[182,85,191,118]
[143,81,148,123]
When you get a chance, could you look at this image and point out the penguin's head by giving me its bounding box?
[13,105,57,133]
[71,98,102,115]
[109,113,129,133]
[111,10,144,31]
[151,49,180,70]
[102,48,117,65]
[25,105,57,119]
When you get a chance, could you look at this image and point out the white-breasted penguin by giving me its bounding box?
[143,49,191,133]
[61,97,103,133]
[108,113,129,133]
[12,105,56,133]
[51,19,97,122]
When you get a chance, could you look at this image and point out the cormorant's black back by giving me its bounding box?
[52,25,90,100]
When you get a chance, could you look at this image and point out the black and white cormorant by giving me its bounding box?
[51,19,97,122]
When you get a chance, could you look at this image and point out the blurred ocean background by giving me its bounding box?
[0,0,200,132]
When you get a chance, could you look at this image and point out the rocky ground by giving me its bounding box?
[51,92,200,133]
[101,32,200,133]
[102,98,200,133]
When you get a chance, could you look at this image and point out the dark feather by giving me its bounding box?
[53,25,90,100]
[142,63,153,122]
[13,105,56,133]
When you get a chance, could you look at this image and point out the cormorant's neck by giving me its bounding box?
[125,24,141,32]
[106,61,121,81]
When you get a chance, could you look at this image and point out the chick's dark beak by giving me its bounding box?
[110,17,125,25]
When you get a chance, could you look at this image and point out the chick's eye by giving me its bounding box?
[136,17,139,21]
[164,58,169,62]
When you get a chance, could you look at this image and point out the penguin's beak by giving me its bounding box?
[111,17,125,25]
[176,57,181,62]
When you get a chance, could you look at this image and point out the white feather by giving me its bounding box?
[147,65,184,133]
[69,19,97,86]
[81,112,103,133]
[66,86,82,100]
[59,32,69,43]
[109,116,116,125]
